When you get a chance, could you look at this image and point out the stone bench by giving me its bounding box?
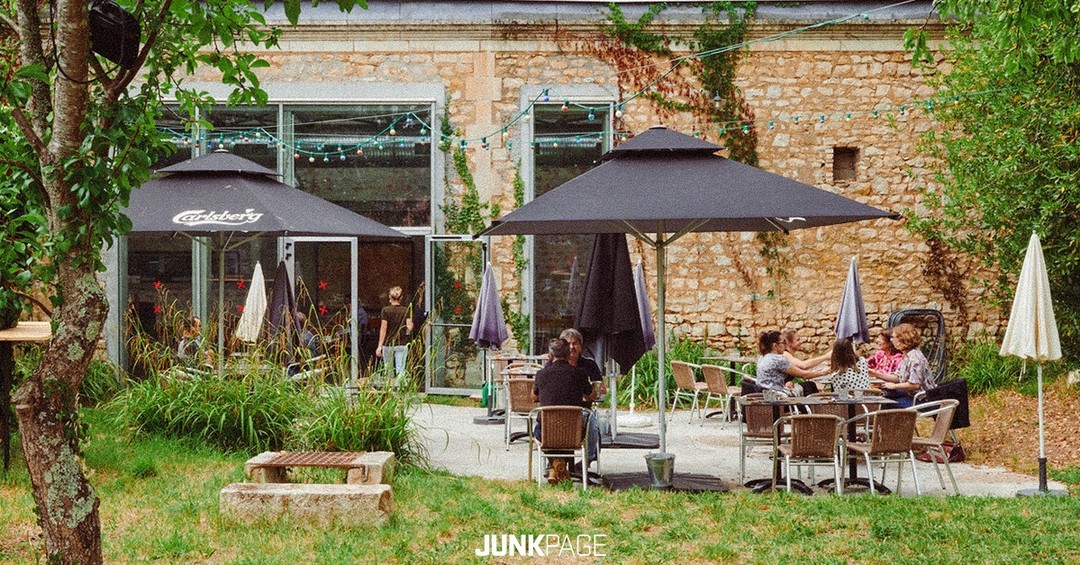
[244,451,395,485]
[220,483,392,526]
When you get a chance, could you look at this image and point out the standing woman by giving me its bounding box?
[875,323,937,407]
[756,330,827,397]
[376,286,414,387]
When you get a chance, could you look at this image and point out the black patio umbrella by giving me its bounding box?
[479,126,898,453]
[266,260,301,358]
[124,150,405,373]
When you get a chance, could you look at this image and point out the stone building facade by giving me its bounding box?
[108,1,999,384]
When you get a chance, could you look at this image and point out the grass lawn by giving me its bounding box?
[2,409,1080,563]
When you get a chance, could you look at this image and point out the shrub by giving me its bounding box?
[618,337,713,409]
[287,387,423,464]
[80,359,126,407]
[108,371,307,453]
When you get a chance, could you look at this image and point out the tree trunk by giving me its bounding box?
[12,262,106,564]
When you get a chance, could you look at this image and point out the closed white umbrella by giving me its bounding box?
[234,261,267,344]
[999,231,1064,496]
[834,256,869,344]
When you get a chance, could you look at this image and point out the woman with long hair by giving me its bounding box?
[828,338,870,391]
[756,330,827,397]
[874,323,937,407]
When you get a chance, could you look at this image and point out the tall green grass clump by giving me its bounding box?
[288,387,423,464]
[618,337,713,409]
[952,338,1067,394]
[108,371,308,453]
[80,359,126,406]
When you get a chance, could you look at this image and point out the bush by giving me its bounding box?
[618,337,713,409]
[287,387,423,465]
[108,371,308,453]
[80,359,126,407]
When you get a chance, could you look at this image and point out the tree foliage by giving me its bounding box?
[0,0,363,561]
[906,1,1080,359]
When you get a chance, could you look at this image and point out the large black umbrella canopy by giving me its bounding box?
[576,233,648,372]
[480,126,898,453]
[124,150,405,372]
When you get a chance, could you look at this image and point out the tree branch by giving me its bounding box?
[0,156,45,188]
[108,0,172,101]
[15,0,52,137]
[15,291,53,318]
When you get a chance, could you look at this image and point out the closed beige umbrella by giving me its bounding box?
[234,261,267,344]
[999,231,1063,495]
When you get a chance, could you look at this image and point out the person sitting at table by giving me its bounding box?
[176,315,211,370]
[532,337,599,484]
[756,330,827,397]
[828,338,870,391]
[560,328,605,409]
[781,329,830,371]
[866,327,904,374]
[872,322,937,407]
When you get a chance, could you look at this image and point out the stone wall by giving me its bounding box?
[188,7,997,354]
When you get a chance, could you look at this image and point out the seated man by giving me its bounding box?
[532,338,599,484]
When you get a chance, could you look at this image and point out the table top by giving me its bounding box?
[753,395,897,407]
[0,321,51,343]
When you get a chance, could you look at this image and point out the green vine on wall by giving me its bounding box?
[501,162,532,352]
[588,2,792,309]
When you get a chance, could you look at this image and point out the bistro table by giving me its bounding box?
[0,321,51,471]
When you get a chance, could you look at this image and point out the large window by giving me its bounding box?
[531,103,609,353]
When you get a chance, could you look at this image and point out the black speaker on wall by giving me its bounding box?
[89,0,140,69]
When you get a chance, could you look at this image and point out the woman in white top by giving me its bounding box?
[781,329,830,371]
[828,338,870,391]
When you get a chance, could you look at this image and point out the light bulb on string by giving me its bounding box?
[339,154,346,162]
[899,106,907,117]
[561,101,569,112]
[542,89,550,102]
[872,110,880,118]
[460,140,467,149]
[323,155,330,163]
[294,152,300,160]
[389,127,397,136]
[404,116,414,128]
[481,137,489,150]
[793,115,800,124]
[501,128,508,142]
[768,120,775,130]
[819,114,825,124]
[845,112,852,121]
[615,107,623,119]
[356,148,364,157]
[522,110,531,122]
[587,111,595,121]
[742,124,750,134]
[308,156,315,163]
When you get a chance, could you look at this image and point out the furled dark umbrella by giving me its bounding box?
[124,150,404,375]
[266,260,301,357]
[479,126,898,455]
[834,256,870,344]
[576,233,648,372]
[469,263,509,423]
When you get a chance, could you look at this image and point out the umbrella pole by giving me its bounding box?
[656,235,667,453]
[1037,363,1048,492]
[218,245,226,376]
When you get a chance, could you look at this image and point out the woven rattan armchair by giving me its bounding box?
[528,406,595,491]
[670,361,708,422]
[700,364,746,427]
[772,414,845,494]
[912,398,960,494]
[844,408,922,495]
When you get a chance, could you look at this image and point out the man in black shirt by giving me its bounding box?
[533,338,599,484]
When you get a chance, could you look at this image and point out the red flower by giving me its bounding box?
[318,280,328,290]
[453,306,463,315]
[236,305,244,313]
[452,281,462,289]
[236,279,246,289]
[152,305,162,314]
[318,305,329,316]
[153,280,163,290]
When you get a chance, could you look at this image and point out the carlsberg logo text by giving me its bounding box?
[172,209,263,227]
[474,533,607,557]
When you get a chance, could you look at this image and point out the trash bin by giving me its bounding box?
[645,452,675,489]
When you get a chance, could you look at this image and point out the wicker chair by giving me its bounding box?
[504,378,538,450]
[528,406,596,491]
[844,408,922,495]
[911,398,961,494]
[736,394,788,483]
[772,414,845,494]
[670,361,708,422]
[700,364,747,426]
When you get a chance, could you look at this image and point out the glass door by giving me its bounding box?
[425,235,486,395]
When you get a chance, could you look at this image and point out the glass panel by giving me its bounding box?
[531,104,608,353]
[204,106,279,170]
[288,105,432,227]
[208,238,278,352]
[428,238,484,391]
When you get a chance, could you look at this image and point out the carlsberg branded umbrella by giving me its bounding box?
[124,151,403,373]
[1000,232,1064,495]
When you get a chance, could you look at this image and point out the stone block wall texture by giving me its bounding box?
[190,11,995,354]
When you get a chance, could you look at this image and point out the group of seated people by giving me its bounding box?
[755,323,937,408]
[531,328,605,485]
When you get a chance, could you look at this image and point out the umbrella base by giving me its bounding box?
[620,413,653,428]
[473,414,505,425]
[1017,488,1069,497]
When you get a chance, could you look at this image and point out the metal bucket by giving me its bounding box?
[645,452,675,489]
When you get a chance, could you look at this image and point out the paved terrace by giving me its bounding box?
[412,402,1062,497]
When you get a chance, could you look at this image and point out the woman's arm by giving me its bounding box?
[783,350,829,370]
[869,368,898,382]
[783,363,827,380]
